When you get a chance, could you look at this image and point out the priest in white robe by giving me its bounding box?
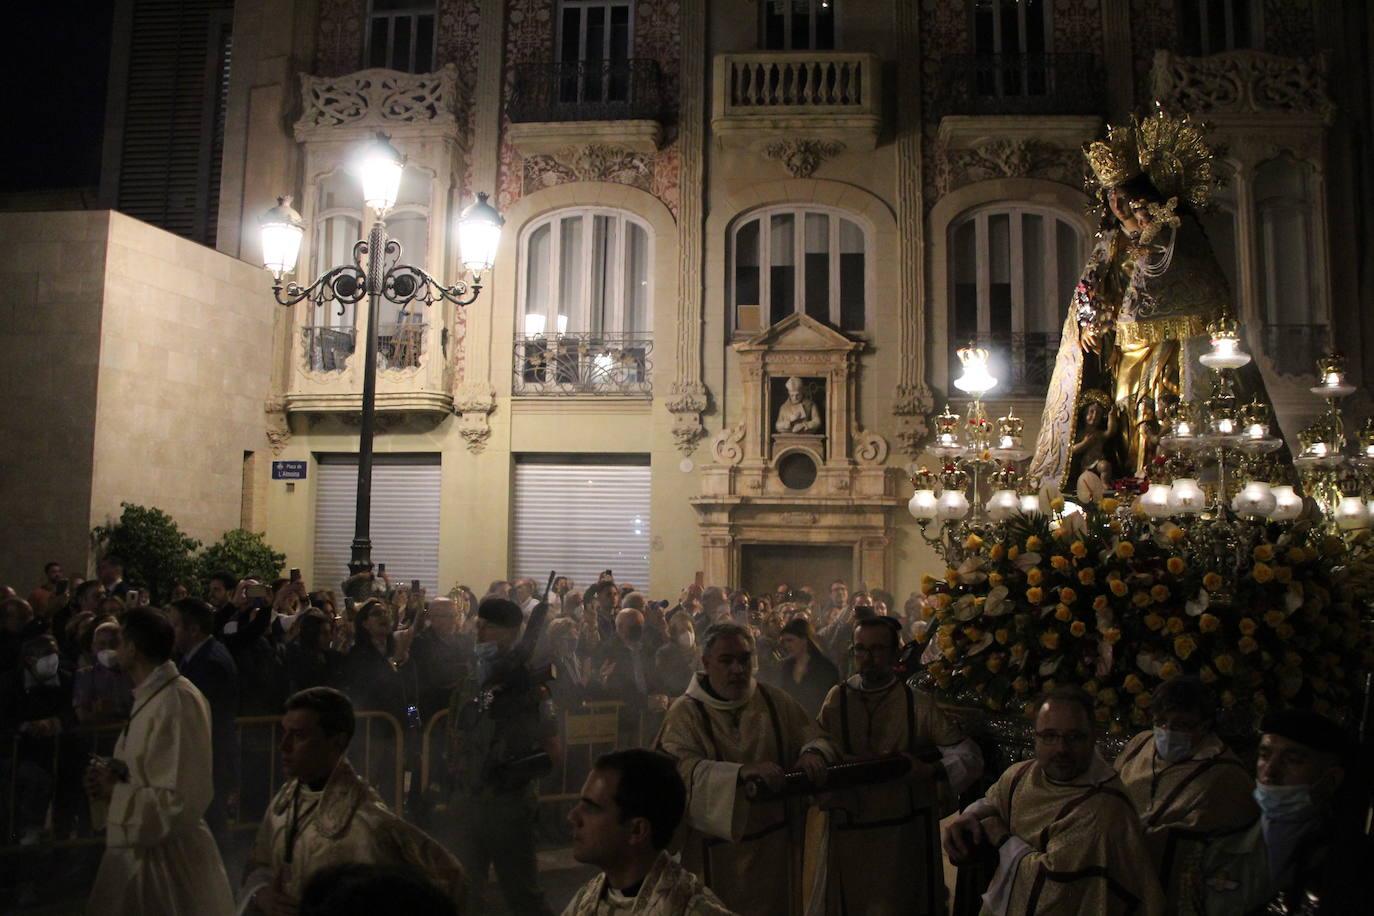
[654,622,836,915]
[84,608,235,916]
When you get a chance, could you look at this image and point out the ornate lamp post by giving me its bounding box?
[259,133,503,577]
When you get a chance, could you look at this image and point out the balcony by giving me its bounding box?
[507,60,665,156]
[513,333,654,398]
[711,51,882,153]
[937,53,1101,117]
[286,312,452,415]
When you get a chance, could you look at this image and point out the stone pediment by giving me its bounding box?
[735,313,863,355]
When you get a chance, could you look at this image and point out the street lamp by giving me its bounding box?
[259,132,503,577]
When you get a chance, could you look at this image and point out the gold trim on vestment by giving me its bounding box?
[1114,313,1210,346]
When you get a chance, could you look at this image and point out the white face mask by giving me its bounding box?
[675,630,695,648]
[33,653,60,681]
[1153,726,1196,764]
[96,649,119,669]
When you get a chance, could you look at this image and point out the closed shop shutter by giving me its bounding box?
[313,454,441,593]
[512,458,651,592]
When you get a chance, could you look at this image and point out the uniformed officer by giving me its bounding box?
[445,596,559,915]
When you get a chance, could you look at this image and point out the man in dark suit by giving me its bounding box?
[170,597,240,854]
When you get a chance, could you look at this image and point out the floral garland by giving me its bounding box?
[913,500,1374,732]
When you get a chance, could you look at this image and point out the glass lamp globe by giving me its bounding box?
[953,346,998,397]
[986,489,1020,522]
[259,196,305,276]
[1335,496,1369,530]
[1141,483,1173,518]
[908,488,938,521]
[1232,480,1277,518]
[1269,485,1304,522]
[458,192,504,273]
[1199,316,1252,370]
[1019,493,1043,515]
[936,489,971,522]
[352,133,405,212]
[1168,478,1206,515]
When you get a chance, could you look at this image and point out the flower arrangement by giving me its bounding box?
[914,503,1374,731]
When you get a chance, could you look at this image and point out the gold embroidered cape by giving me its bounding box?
[560,849,738,916]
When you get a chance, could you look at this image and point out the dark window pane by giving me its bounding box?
[974,0,995,54]
[1025,0,1045,53]
[586,7,606,61]
[792,6,812,50]
[560,8,581,61]
[1207,0,1228,52]
[816,1,836,50]
[839,252,864,331]
[415,15,434,72]
[393,16,412,72]
[369,18,390,68]
[1233,1,1253,49]
[770,266,795,325]
[764,4,785,48]
[804,253,829,322]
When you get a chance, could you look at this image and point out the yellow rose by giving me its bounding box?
[1199,665,1218,683]
[1095,705,1113,722]
[1060,587,1078,605]
[1078,568,1097,585]
[1151,584,1170,603]
[920,574,938,595]
[1133,591,1153,608]
[1253,693,1269,712]
[964,534,984,550]
[962,626,985,641]
[1054,604,1073,622]
[1101,498,1120,513]
[990,543,1006,561]
[1040,631,1060,650]
[942,646,958,660]
[945,567,960,584]
[1082,680,1099,695]
[1174,635,1198,660]
[1124,674,1144,694]
[1221,690,1237,708]
[1136,692,1154,709]
[1051,555,1070,571]
[1027,567,1044,586]
[1253,544,1274,562]
[1098,688,1119,706]
[1092,595,1109,612]
[1026,536,1043,552]
[1026,587,1044,604]
[986,655,1005,673]
[1199,613,1220,633]
[1070,620,1087,638]
[1166,616,1186,634]
[1167,557,1186,575]
[1238,636,1259,654]
[1160,660,1182,679]
[931,593,951,611]
[1116,541,1136,559]
[1070,540,1088,559]
[1214,654,1236,675]
[1167,527,1186,543]
[1103,627,1122,644]
[1050,497,1065,512]
[1144,613,1165,630]
[1239,618,1257,635]
[1274,566,1292,584]
[1202,572,1223,591]
[1285,547,1307,564]
[1009,546,1020,561]
[994,628,1009,644]
[1012,677,1030,694]
[1110,579,1129,597]
[988,572,1004,586]
[1264,609,1285,628]
[921,601,936,620]
[1252,563,1274,583]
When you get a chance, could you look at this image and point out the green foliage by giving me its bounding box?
[92,503,201,604]
[195,528,286,588]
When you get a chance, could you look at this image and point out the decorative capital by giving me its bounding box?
[763,139,846,179]
[454,381,496,453]
[666,381,710,415]
[264,399,291,455]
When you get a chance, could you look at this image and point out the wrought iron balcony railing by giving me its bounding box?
[1260,323,1328,378]
[304,326,356,372]
[513,333,653,397]
[950,333,1061,396]
[509,59,664,123]
[937,53,1101,116]
[303,322,428,373]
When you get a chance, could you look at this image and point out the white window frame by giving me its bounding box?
[556,0,634,63]
[728,205,872,337]
[760,0,840,51]
[517,207,654,336]
[365,0,437,73]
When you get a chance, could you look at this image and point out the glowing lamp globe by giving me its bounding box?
[1232,481,1277,518]
[1019,493,1043,515]
[352,133,405,212]
[1141,483,1173,518]
[953,345,998,397]
[1168,478,1206,515]
[908,488,938,521]
[259,196,305,276]
[936,489,971,522]
[1198,316,1252,370]
[1269,486,1304,522]
[458,191,504,273]
[986,489,1020,522]
[1335,496,1370,530]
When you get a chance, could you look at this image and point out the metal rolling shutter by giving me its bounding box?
[313,454,441,594]
[512,458,651,592]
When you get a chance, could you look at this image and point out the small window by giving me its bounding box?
[1177,0,1261,56]
[730,206,868,335]
[762,0,837,51]
[948,204,1083,394]
[366,0,436,73]
[970,0,1052,97]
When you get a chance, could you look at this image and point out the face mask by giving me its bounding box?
[33,653,60,681]
[1153,727,1195,764]
[474,641,500,661]
[1253,783,1314,822]
[96,649,118,669]
[675,631,695,648]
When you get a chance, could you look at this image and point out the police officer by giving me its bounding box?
[444,597,558,915]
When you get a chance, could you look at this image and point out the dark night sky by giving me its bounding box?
[3,4,117,191]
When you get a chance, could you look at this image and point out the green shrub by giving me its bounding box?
[196,528,287,588]
[92,503,200,604]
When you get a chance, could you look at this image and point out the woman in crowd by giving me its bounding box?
[653,611,699,699]
[341,599,410,803]
[777,616,839,718]
[72,617,133,724]
[286,609,343,693]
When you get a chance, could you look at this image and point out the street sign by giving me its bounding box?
[272,460,307,480]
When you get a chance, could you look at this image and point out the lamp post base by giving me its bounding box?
[347,539,374,578]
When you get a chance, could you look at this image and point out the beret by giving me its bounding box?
[477,597,523,629]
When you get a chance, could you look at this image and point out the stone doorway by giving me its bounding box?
[740,544,852,602]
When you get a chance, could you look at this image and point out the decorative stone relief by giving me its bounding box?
[668,381,710,455]
[522,145,653,194]
[454,380,496,453]
[852,426,890,466]
[933,138,1082,196]
[711,424,747,466]
[314,0,366,77]
[763,139,846,178]
[892,381,936,458]
[265,398,291,455]
[1151,50,1334,123]
[293,65,463,140]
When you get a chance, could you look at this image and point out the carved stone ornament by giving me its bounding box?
[453,380,496,454]
[852,426,889,466]
[264,398,291,455]
[934,138,1081,196]
[891,381,937,458]
[294,64,461,140]
[524,144,652,195]
[667,380,710,455]
[711,424,747,466]
[763,139,846,179]
[1151,50,1335,124]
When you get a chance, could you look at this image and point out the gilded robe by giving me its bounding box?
[87,660,234,916]
[815,676,983,916]
[560,849,738,916]
[654,675,835,916]
[968,754,1165,916]
[239,757,467,912]
[1114,729,1258,907]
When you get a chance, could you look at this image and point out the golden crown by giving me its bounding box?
[1084,104,1215,212]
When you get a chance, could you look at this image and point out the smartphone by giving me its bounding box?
[244,583,270,600]
[378,563,386,574]
[125,589,141,607]
[694,570,705,589]
[411,579,421,592]
[290,567,301,582]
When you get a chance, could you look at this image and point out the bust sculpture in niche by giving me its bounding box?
[775,376,822,434]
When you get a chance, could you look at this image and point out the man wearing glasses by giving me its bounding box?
[943,687,1165,915]
[816,617,983,915]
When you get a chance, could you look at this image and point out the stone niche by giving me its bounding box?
[692,314,905,589]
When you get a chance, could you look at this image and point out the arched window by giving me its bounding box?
[729,206,869,335]
[307,166,431,371]
[947,203,1083,393]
